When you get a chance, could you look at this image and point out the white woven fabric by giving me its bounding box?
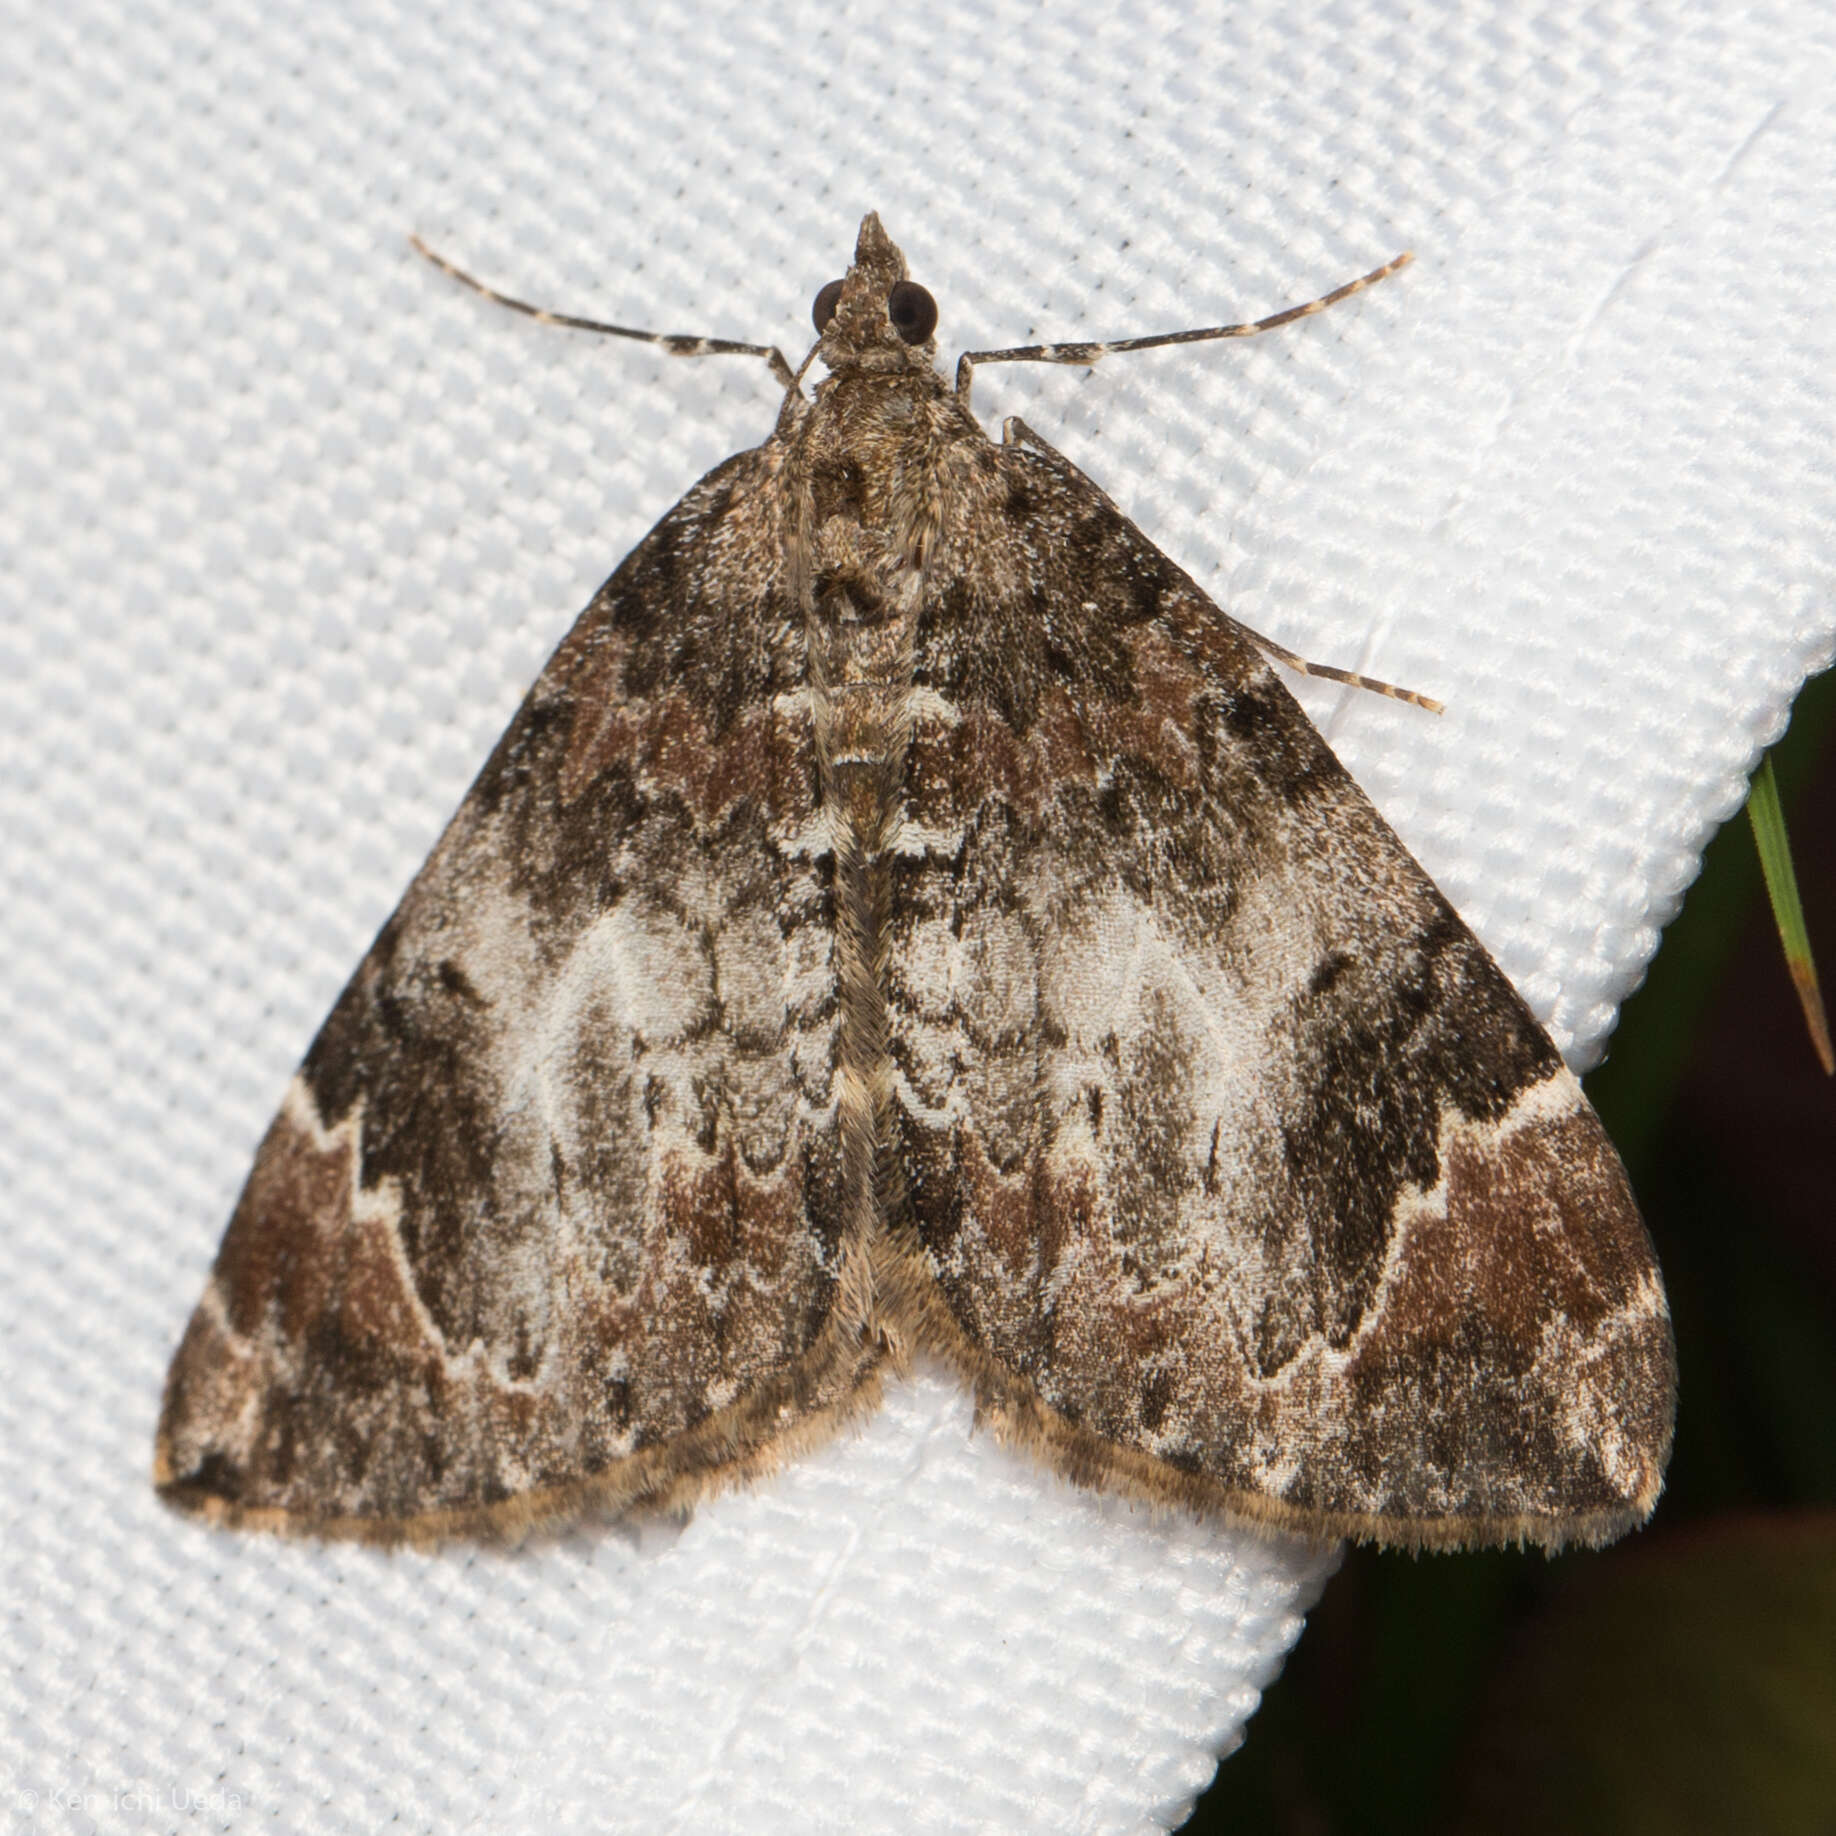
[4,2,1832,1831]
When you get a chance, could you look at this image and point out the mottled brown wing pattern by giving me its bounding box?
[161,213,1674,1553]
[890,430,1674,1549]
[156,443,883,1539]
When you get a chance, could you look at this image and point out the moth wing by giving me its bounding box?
[157,445,876,1540]
[893,427,1675,1550]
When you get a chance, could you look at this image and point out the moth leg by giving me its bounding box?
[998,416,1440,713]
[410,236,798,390]
[1245,631,1443,714]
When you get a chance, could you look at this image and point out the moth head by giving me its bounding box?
[809,211,939,373]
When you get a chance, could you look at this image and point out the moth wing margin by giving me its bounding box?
[156,446,881,1543]
[890,427,1675,1551]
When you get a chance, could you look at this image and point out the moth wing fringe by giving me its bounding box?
[152,1336,889,1549]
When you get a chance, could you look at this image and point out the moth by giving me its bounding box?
[156,214,1675,1551]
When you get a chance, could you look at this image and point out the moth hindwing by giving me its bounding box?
[156,213,1675,1551]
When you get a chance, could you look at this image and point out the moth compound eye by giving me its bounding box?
[811,280,844,333]
[886,281,938,344]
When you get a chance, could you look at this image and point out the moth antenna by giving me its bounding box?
[1250,631,1444,716]
[955,252,1413,404]
[409,236,798,390]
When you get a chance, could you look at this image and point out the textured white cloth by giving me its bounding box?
[4,2,1833,1831]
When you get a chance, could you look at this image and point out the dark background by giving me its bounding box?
[1196,664,1836,1835]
